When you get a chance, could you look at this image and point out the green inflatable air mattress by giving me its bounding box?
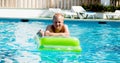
[38,36,82,52]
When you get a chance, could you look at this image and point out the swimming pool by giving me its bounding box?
[0,18,120,63]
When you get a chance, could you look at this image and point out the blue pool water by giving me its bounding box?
[0,18,120,63]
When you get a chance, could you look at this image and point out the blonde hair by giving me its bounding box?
[53,13,64,20]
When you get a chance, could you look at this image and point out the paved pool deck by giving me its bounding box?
[0,9,119,22]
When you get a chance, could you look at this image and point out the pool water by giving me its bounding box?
[0,18,120,63]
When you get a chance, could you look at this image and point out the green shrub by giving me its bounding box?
[82,4,119,12]
[105,6,116,12]
[116,6,120,10]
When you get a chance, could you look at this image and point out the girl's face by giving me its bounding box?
[53,16,64,30]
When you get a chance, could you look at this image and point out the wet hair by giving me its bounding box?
[53,13,64,20]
